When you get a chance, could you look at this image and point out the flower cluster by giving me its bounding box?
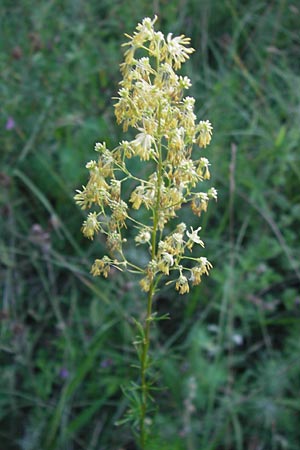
[75,16,217,294]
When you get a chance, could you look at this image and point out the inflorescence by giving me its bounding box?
[75,16,217,294]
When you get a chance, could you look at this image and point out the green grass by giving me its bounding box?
[1,1,300,449]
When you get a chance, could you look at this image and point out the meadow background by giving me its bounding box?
[1,0,300,449]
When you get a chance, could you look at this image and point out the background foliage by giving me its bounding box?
[1,1,300,449]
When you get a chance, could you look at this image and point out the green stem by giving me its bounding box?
[139,282,155,449]
[139,101,163,449]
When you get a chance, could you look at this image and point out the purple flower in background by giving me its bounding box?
[100,358,113,368]
[59,367,70,379]
[6,117,15,130]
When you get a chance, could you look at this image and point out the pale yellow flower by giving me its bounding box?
[157,252,174,275]
[110,200,128,226]
[165,33,195,69]
[130,185,145,210]
[208,187,218,200]
[186,226,204,250]
[132,131,155,160]
[135,16,157,39]
[190,266,202,286]
[94,142,107,153]
[135,230,151,245]
[178,76,192,89]
[197,120,213,148]
[74,186,89,209]
[86,160,97,170]
[107,231,123,252]
[175,274,190,294]
[81,212,101,240]
[147,259,158,280]
[197,257,213,275]
[197,157,211,180]
[110,179,121,201]
[191,193,209,216]
[91,256,112,278]
[140,276,151,292]
[119,140,134,158]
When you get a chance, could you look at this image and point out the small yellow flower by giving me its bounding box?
[94,142,107,153]
[135,229,151,245]
[179,75,192,89]
[190,266,202,286]
[81,212,101,240]
[165,33,195,69]
[191,193,209,216]
[197,257,213,275]
[119,140,134,158]
[110,180,121,201]
[190,258,212,285]
[157,252,174,275]
[176,223,187,234]
[86,160,97,170]
[111,200,128,226]
[140,276,151,292]
[208,187,218,200]
[186,226,204,250]
[132,131,155,160]
[130,185,145,210]
[147,259,158,280]
[166,232,184,256]
[175,274,190,294]
[197,120,213,148]
[158,240,173,255]
[74,186,89,209]
[197,158,211,180]
[91,256,112,278]
[135,16,157,39]
[107,231,123,252]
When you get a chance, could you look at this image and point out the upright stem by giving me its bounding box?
[139,283,155,449]
[139,102,163,449]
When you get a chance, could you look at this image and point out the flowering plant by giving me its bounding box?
[75,16,216,449]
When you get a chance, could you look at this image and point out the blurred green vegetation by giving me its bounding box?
[1,0,300,449]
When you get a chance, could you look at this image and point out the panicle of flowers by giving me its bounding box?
[75,17,217,293]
